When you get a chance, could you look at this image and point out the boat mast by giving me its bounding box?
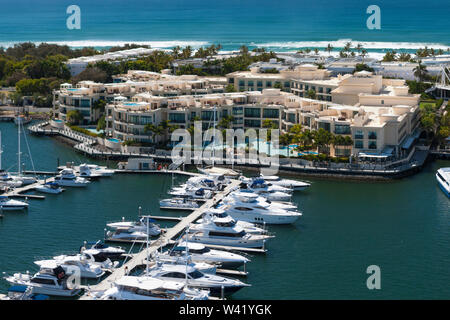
[18,121,21,176]
[0,131,2,171]
[212,105,216,167]
[146,212,149,276]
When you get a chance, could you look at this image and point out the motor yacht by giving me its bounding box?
[197,166,241,179]
[0,196,28,211]
[54,169,90,187]
[169,187,213,200]
[185,217,273,248]
[241,178,293,193]
[4,267,82,297]
[0,285,49,300]
[240,185,292,201]
[159,197,200,211]
[194,209,267,234]
[220,192,302,224]
[164,241,250,269]
[78,164,115,177]
[105,229,149,242]
[436,168,450,197]
[77,164,103,179]
[150,255,217,274]
[225,191,298,211]
[146,264,249,296]
[106,216,161,237]
[89,276,209,300]
[80,240,125,261]
[34,254,106,279]
[35,182,64,194]
[259,174,310,190]
[0,171,23,188]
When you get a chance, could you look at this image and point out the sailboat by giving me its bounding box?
[0,132,22,188]
[12,120,37,185]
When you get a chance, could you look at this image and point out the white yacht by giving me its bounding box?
[260,174,311,190]
[89,276,209,300]
[150,256,217,274]
[241,178,293,193]
[221,192,302,224]
[35,182,64,194]
[436,168,450,197]
[78,164,115,177]
[147,264,250,296]
[0,285,49,300]
[34,254,106,279]
[80,240,125,261]
[0,196,29,211]
[184,174,229,191]
[0,171,23,188]
[225,192,298,211]
[77,164,103,179]
[54,169,90,187]
[169,187,213,200]
[4,267,82,297]
[159,197,200,211]
[239,187,292,202]
[197,166,240,179]
[106,216,161,237]
[186,217,273,248]
[106,229,149,242]
[195,209,268,234]
[164,241,250,269]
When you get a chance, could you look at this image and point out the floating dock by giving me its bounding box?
[79,179,241,299]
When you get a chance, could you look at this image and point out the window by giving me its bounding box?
[287,113,296,123]
[235,206,253,211]
[162,272,186,279]
[239,80,245,86]
[244,119,261,128]
[263,109,279,118]
[244,108,261,118]
[368,141,377,149]
[318,122,331,132]
[334,124,351,135]
[257,81,263,87]
[368,131,377,140]
[354,130,364,139]
[228,77,234,84]
[30,278,56,285]
[266,81,272,87]
[354,140,363,148]
[188,271,204,279]
[169,113,186,123]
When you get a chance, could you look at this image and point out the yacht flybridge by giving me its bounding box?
[220,192,302,224]
[185,215,274,248]
[54,169,90,187]
[166,241,250,269]
[106,216,161,237]
[146,263,250,296]
[436,168,450,197]
[89,276,209,300]
[4,267,82,297]
[194,209,268,234]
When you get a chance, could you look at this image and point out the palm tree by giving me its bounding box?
[325,43,333,56]
[361,49,368,63]
[344,42,352,53]
[355,43,363,54]
[413,60,428,82]
[181,46,192,59]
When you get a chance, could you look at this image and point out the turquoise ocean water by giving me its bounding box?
[0,0,449,52]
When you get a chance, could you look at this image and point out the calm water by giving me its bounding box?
[0,0,449,51]
[0,122,449,299]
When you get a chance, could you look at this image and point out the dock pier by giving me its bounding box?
[79,179,241,299]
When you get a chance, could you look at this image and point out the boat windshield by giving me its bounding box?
[188,270,204,279]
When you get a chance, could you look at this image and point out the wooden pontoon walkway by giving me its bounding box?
[79,179,241,299]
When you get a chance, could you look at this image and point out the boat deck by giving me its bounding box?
[79,179,241,299]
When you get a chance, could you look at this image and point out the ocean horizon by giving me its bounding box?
[1,0,449,53]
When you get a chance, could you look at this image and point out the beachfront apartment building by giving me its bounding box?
[226,64,330,92]
[104,80,420,159]
[53,72,226,124]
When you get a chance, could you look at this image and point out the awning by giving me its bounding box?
[402,137,415,150]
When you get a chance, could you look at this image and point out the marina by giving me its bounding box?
[0,120,449,299]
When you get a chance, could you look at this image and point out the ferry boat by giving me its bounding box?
[88,276,209,300]
[436,168,450,197]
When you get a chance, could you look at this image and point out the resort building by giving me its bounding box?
[53,72,226,124]
[226,64,330,92]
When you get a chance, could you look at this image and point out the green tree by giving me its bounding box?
[67,110,83,125]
